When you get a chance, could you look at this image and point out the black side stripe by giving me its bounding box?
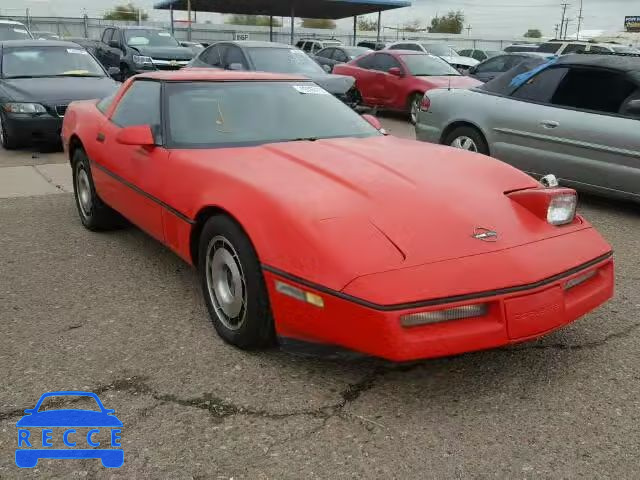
[262,251,613,312]
[90,161,195,225]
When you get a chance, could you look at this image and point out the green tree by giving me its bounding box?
[225,15,282,27]
[524,29,542,38]
[357,16,378,31]
[403,19,425,33]
[428,11,464,34]
[103,3,148,21]
[301,18,337,29]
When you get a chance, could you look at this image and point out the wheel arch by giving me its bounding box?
[440,120,490,154]
[68,134,85,164]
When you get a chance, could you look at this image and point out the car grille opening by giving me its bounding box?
[55,105,68,117]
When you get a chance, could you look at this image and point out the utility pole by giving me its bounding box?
[576,0,583,39]
[560,3,570,39]
[554,24,560,38]
[466,25,472,36]
[563,18,571,39]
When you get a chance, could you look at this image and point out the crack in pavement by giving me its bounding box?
[517,321,640,351]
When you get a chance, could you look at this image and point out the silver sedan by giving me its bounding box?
[415,54,640,203]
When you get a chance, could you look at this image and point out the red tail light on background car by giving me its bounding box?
[420,94,431,112]
[508,187,577,226]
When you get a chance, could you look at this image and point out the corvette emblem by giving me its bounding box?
[472,227,498,242]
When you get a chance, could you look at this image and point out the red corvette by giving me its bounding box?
[62,69,613,362]
[333,50,481,123]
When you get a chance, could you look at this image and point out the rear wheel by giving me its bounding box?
[72,148,123,230]
[408,93,423,125]
[198,215,275,349]
[443,126,489,155]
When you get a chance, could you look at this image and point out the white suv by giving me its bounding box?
[385,41,478,71]
[537,40,639,55]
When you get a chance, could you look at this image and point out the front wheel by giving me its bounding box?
[198,215,275,349]
[443,126,489,155]
[0,112,18,150]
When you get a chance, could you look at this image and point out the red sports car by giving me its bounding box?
[62,69,614,362]
[333,50,482,123]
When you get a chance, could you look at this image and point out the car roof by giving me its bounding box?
[556,53,640,72]
[135,68,308,82]
[0,39,85,48]
[220,40,291,48]
[112,25,166,30]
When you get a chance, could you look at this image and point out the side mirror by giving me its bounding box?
[388,67,403,77]
[107,66,121,79]
[468,65,477,74]
[227,63,245,71]
[626,99,640,115]
[108,40,120,49]
[362,113,383,130]
[322,64,331,73]
[116,125,155,146]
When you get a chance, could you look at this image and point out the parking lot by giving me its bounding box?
[0,114,638,478]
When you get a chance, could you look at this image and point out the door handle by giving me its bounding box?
[96,133,105,143]
[540,120,559,129]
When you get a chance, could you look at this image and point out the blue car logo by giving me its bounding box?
[15,391,123,468]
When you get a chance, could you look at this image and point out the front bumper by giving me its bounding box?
[414,119,442,144]
[3,113,62,146]
[264,253,614,362]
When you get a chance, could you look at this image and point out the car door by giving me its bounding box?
[200,44,228,69]
[370,53,406,108]
[349,54,381,105]
[332,48,349,67]
[96,29,113,67]
[314,48,335,70]
[94,80,167,241]
[100,28,123,69]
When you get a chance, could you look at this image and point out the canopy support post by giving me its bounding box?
[290,4,295,45]
[377,11,381,42]
[353,16,357,46]
[170,5,174,36]
[187,0,192,41]
[270,16,274,42]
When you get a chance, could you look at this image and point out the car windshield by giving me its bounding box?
[166,81,380,147]
[423,44,459,57]
[401,54,460,76]
[36,395,102,412]
[125,29,179,47]
[612,46,640,54]
[1,46,105,78]
[344,47,371,59]
[0,24,32,40]
[246,47,325,75]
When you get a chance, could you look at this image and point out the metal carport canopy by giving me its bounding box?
[154,0,411,43]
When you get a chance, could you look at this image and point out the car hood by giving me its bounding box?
[0,77,118,104]
[305,73,355,94]
[178,136,590,287]
[440,56,479,67]
[415,75,482,88]
[16,410,123,427]
[130,45,194,60]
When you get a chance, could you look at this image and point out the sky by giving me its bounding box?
[0,0,635,37]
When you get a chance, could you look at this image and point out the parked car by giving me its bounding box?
[32,31,60,40]
[468,52,554,83]
[180,40,205,54]
[415,54,640,203]
[504,43,541,53]
[333,50,481,123]
[94,26,194,79]
[0,40,120,149]
[295,38,342,55]
[62,68,613,362]
[314,45,371,72]
[357,40,387,51]
[537,39,640,55]
[458,48,503,62]
[0,20,32,41]
[65,37,103,57]
[386,41,479,71]
[188,41,359,106]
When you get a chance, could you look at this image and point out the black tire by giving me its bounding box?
[121,64,132,80]
[198,215,275,350]
[408,93,423,125]
[72,148,122,230]
[443,125,490,155]
[0,112,18,150]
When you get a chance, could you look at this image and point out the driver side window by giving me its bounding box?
[203,45,227,68]
[372,53,401,73]
[111,81,161,136]
[511,67,569,103]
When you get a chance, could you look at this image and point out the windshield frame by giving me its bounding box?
[1,45,107,79]
[161,80,381,149]
[124,28,180,47]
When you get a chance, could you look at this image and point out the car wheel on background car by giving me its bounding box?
[0,112,18,150]
[198,215,275,350]
[72,148,123,230]
[443,126,489,155]
[408,93,423,125]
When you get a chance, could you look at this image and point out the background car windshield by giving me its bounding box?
[125,29,179,47]
[246,47,325,74]
[166,81,380,147]
[401,54,460,76]
[0,25,32,40]
[423,44,459,57]
[344,47,371,59]
[2,46,105,78]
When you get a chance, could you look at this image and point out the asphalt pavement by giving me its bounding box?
[1,116,639,479]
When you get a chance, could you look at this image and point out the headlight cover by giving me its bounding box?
[3,102,47,114]
[132,55,154,66]
[547,193,577,226]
